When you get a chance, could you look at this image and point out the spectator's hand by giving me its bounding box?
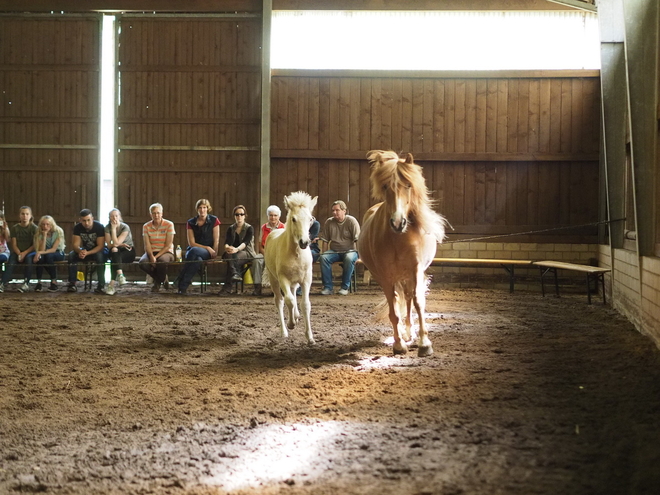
[78,249,87,259]
[148,253,156,263]
[208,247,217,259]
[34,252,41,262]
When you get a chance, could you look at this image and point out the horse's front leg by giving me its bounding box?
[385,287,407,355]
[300,280,314,344]
[413,272,433,357]
[280,279,297,331]
[271,278,288,338]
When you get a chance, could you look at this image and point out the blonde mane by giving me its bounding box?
[284,191,315,212]
[367,150,446,242]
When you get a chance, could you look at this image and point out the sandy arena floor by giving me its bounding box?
[1,283,660,495]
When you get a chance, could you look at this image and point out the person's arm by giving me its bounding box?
[107,224,129,250]
[72,234,84,259]
[210,224,220,258]
[143,230,156,263]
[41,234,60,255]
[224,227,238,255]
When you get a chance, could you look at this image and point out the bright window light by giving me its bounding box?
[272,11,600,70]
[99,15,116,223]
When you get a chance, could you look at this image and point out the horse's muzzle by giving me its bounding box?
[390,217,407,233]
[299,240,309,249]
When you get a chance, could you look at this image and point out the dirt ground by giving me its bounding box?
[1,282,660,495]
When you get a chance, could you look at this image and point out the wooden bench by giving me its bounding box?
[533,260,610,304]
[431,258,535,293]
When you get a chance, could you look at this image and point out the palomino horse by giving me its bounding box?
[264,191,318,344]
[357,151,446,356]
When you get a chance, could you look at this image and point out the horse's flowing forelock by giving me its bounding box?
[285,191,314,212]
[367,150,447,242]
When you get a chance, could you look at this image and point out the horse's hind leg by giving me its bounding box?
[413,272,433,357]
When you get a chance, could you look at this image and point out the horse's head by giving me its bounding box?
[367,150,427,234]
[283,191,318,250]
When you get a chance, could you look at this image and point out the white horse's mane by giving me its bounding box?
[285,191,315,211]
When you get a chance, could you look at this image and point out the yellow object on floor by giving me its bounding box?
[243,268,253,285]
[77,271,85,281]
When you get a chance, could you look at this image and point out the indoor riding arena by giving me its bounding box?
[1,1,660,495]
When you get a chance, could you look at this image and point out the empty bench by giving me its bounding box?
[533,261,610,304]
[431,258,535,293]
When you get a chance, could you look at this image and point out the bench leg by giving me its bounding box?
[586,273,592,304]
[501,264,515,293]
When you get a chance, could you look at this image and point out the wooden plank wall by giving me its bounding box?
[116,15,262,250]
[0,16,100,242]
[270,73,601,242]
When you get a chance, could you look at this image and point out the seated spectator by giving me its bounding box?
[139,203,176,292]
[104,208,135,296]
[309,216,321,263]
[319,200,360,296]
[33,215,66,292]
[251,205,285,296]
[67,209,107,294]
[0,210,10,266]
[219,205,256,295]
[0,206,38,293]
[177,199,220,295]
[296,216,321,297]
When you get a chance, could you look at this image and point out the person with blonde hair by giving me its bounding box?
[0,206,38,293]
[176,198,220,294]
[32,215,66,292]
[104,208,135,296]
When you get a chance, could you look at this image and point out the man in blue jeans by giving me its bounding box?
[319,200,360,296]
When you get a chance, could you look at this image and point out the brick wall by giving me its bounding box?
[599,245,660,346]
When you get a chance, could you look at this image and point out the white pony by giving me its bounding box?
[264,191,318,344]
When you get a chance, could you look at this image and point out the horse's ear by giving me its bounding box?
[405,153,414,164]
[311,196,318,211]
[283,195,289,210]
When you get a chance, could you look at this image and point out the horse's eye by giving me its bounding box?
[292,218,297,223]
[382,184,388,191]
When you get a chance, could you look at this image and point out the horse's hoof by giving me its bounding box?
[418,345,433,357]
[287,321,295,330]
[393,345,408,355]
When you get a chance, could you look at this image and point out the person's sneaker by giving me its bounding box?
[321,288,333,295]
[34,283,43,292]
[48,282,58,292]
[232,274,243,282]
[67,283,77,293]
[105,285,116,296]
[17,283,30,293]
[117,274,127,286]
[338,288,349,296]
[94,286,105,295]
[0,283,5,293]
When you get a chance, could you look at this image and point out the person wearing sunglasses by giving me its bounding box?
[219,205,256,295]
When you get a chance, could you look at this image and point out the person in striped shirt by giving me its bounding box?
[139,203,176,292]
